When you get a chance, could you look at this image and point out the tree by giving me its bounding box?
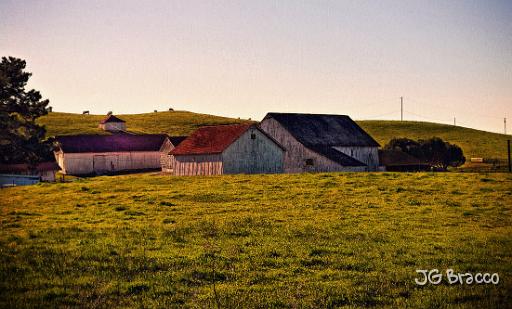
[0,56,52,165]
[384,136,466,171]
[384,137,423,158]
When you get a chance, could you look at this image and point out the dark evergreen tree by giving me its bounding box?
[0,56,52,164]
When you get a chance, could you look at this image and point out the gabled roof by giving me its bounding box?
[169,136,188,147]
[100,114,125,124]
[55,134,168,153]
[171,123,283,156]
[171,124,253,155]
[263,113,380,147]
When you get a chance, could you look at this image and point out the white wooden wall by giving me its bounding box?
[58,151,162,175]
[333,146,379,171]
[222,127,284,174]
[99,122,126,132]
[259,118,367,173]
[159,139,175,172]
[171,154,223,176]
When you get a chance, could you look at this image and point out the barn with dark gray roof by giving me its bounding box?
[259,113,380,173]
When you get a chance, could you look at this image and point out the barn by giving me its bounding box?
[0,161,60,182]
[170,123,285,176]
[98,114,126,132]
[259,113,380,173]
[54,134,176,175]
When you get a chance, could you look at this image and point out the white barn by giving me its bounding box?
[54,134,174,175]
[259,113,380,173]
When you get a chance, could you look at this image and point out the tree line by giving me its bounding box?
[384,137,466,170]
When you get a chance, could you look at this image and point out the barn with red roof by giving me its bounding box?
[169,124,285,176]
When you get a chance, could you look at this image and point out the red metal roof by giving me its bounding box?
[171,124,255,155]
[100,114,125,124]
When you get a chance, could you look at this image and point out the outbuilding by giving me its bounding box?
[170,124,285,176]
[259,113,380,173]
[54,134,175,175]
[98,114,126,132]
[0,161,61,182]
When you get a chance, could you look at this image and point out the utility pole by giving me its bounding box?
[400,96,403,121]
[505,118,507,135]
[454,117,456,126]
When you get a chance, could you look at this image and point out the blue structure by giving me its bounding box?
[0,174,40,187]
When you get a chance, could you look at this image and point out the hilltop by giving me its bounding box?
[38,111,252,137]
[38,111,510,161]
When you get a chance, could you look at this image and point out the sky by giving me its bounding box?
[1,0,511,133]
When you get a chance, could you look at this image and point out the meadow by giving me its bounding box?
[1,172,511,308]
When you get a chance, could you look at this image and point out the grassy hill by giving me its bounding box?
[38,111,251,136]
[1,172,511,307]
[38,111,510,161]
[358,121,510,161]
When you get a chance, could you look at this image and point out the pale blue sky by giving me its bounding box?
[1,0,511,133]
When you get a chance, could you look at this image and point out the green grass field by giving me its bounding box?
[1,172,511,308]
[38,112,511,162]
[38,111,251,136]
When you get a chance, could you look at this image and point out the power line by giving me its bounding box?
[403,110,452,124]
[358,110,400,120]
[406,97,504,120]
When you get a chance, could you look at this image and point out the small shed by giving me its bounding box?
[98,115,126,132]
[0,161,61,182]
[170,124,285,176]
[54,134,171,175]
[378,150,431,172]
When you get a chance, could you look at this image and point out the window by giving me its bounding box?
[305,159,314,166]
[251,133,256,140]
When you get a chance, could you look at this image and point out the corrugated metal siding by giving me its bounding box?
[222,128,284,174]
[0,174,40,187]
[260,118,367,173]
